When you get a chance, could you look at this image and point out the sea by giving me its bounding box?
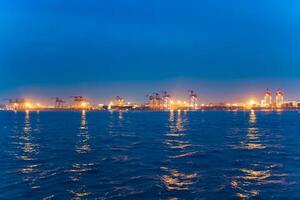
[0,110,300,199]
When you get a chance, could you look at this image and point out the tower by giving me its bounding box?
[275,89,284,108]
[189,90,198,110]
[264,88,272,107]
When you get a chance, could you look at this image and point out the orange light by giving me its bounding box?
[25,102,32,108]
[249,100,256,107]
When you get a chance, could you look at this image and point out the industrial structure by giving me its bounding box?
[2,88,300,112]
[4,98,31,110]
[52,97,65,109]
[107,96,135,110]
[162,91,171,110]
[147,90,199,110]
[112,96,125,107]
[275,89,284,108]
[70,96,91,110]
[148,93,164,110]
[258,88,286,109]
[189,90,198,110]
[261,88,272,108]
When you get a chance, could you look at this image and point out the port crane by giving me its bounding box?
[188,90,198,98]
[146,94,155,109]
[188,90,198,109]
[161,91,171,109]
[70,96,86,102]
[153,92,162,109]
[4,98,17,104]
[51,97,65,108]
[70,96,89,109]
[4,98,27,110]
[161,91,170,98]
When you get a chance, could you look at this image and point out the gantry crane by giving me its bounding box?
[161,91,171,109]
[70,96,89,109]
[4,98,27,110]
[51,97,65,109]
[188,90,198,109]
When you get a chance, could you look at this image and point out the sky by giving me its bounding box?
[1,0,300,104]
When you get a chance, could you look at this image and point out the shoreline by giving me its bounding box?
[1,108,299,112]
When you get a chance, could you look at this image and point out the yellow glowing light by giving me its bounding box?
[249,100,256,107]
[177,100,181,105]
[81,102,87,107]
[170,100,174,105]
[25,103,32,108]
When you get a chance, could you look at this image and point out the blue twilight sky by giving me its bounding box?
[1,0,300,103]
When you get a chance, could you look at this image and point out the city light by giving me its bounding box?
[25,102,32,109]
[2,89,300,111]
[249,100,257,107]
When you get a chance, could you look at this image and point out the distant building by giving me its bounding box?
[275,89,284,108]
[261,88,272,107]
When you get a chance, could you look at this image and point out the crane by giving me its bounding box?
[188,90,198,109]
[70,96,89,109]
[51,97,65,108]
[3,98,26,110]
[161,91,171,109]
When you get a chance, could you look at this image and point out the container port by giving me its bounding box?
[2,89,300,111]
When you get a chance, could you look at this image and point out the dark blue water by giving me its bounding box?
[0,110,300,199]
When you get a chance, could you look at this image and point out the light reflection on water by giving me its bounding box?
[75,110,91,154]
[66,110,93,199]
[13,111,41,190]
[241,110,266,150]
[161,110,199,194]
[1,111,299,199]
[108,111,128,137]
[230,110,288,199]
